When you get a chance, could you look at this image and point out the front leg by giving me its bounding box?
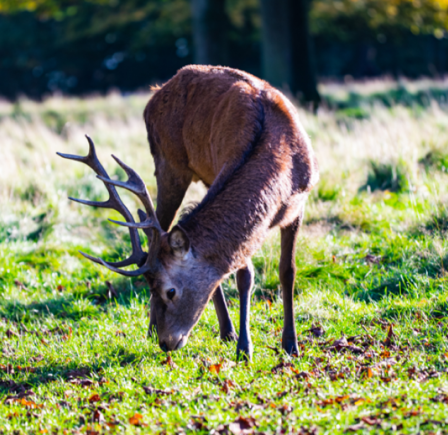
[236,262,255,361]
[212,285,238,342]
[279,213,304,356]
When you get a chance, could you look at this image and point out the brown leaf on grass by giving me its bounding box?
[0,380,33,396]
[403,408,422,417]
[221,379,236,394]
[361,416,382,426]
[57,285,65,292]
[190,416,208,431]
[271,361,295,374]
[88,394,101,404]
[14,280,27,290]
[408,367,441,383]
[317,395,349,408]
[384,324,396,347]
[161,354,176,368]
[278,404,293,415]
[129,412,147,427]
[92,409,105,424]
[365,254,382,264]
[228,416,257,435]
[295,371,313,380]
[266,345,280,355]
[345,422,366,432]
[297,427,318,435]
[115,330,126,337]
[5,329,19,339]
[262,297,272,309]
[66,368,95,387]
[208,363,222,375]
[431,393,448,404]
[5,398,43,409]
[61,327,72,341]
[327,336,363,354]
[142,386,173,396]
[0,364,14,374]
[306,325,325,338]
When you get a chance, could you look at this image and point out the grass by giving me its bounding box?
[1,82,448,434]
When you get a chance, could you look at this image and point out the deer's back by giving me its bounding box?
[144,65,317,194]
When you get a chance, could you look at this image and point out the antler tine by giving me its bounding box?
[96,154,161,231]
[79,251,153,277]
[79,224,160,275]
[57,135,147,269]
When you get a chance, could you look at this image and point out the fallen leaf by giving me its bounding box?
[208,363,222,375]
[142,386,173,396]
[221,379,235,393]
[384,324,396,347]
[307,325,325,338]
[129,412,147,427]
[161,354,176,368]
[229,416,256,434]
[5,329,19,339]
[361,416,382,426]
[271,361,295,374]
[190,415,208,430]
[345,422,365,432]
[57,285,65,292]
[266,345,280,355]
[92,409,105,423]
[365,254,381,264]
[88,394,101,404]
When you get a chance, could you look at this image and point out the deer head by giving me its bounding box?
[58,136,220,352]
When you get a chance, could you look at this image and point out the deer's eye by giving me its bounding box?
[167,288,176,300]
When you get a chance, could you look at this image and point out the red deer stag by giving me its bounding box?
[58,65,319,360]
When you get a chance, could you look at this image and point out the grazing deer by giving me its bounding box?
[58,65,318,360]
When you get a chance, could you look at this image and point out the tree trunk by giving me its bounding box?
[260,0,320,107]
[260,0,290,88]
[288,0,320,106]
[191,0,228,65]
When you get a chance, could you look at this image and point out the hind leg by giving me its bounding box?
[213,285,238,342]
[279,209,304,356]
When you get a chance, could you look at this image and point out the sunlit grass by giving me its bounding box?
[1,82,448,433]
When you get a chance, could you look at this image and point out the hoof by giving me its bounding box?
[236,338,253,362]
[282,336,299,356]
[221,330,238,342]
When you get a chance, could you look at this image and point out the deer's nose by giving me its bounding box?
[160,341,168,352]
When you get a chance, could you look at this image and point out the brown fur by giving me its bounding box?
[142,65,318,353]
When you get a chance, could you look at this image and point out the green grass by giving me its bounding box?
[2,83,448,434]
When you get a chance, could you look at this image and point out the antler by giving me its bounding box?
[57,135,161,277]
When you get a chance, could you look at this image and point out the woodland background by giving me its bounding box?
[2,0,448,102]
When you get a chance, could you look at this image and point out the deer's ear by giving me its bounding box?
[168,225,190,258]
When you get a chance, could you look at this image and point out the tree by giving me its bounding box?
[260,0,320,107]
[191,0,228,65]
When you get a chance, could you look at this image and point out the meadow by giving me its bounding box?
[1,79,448,434]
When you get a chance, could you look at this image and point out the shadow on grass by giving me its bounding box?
[0,348,162,394]
[0,278,151,322]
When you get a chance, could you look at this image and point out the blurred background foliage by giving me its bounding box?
[1,0,448,100]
